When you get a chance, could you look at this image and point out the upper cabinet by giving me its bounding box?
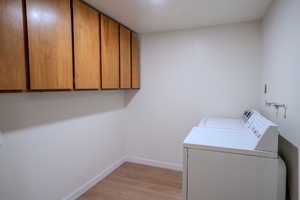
[26,0,73,90]
[73,0,101,90]
[131,32,140,89]
[0,0,27,91]
[0,0,140,92]
[120,25,131,89]
[101,15,120,89]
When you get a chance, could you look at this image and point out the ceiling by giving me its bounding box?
[84,0,272,33]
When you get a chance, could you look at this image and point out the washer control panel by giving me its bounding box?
[247,112,271,137]
[245,110,279,152]
[242,110,253,122]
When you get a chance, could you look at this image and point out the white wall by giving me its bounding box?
[0,91,126,200]
[261,0,300,146]
[124,22,262,165]
[261,0,300,199]
[0,21,266,200]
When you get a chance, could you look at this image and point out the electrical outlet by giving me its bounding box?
[264,84,268,94]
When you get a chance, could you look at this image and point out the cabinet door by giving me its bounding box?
[120,26,131,89]
[131,32,140,89]
[0,0,27,91]
[101,15,119,89]
[26,0,73,90]
[73,0,100,89]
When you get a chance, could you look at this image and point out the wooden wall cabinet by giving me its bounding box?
[0,0,27,91]
[101,15,120,89]
[0,0,140,92]
[73,0,101,90]
[120,25,131,89]
[131,32,140,89]
[26,0,73,90]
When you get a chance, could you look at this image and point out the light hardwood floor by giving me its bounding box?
[78,162,183,200]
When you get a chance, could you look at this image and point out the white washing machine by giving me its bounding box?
[183,110,286,200]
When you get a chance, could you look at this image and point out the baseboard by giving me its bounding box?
[63,156,182,200]
[63,156,127,200]
[126,156,183,171]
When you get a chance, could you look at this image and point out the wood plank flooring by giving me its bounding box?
[78,162,183,200]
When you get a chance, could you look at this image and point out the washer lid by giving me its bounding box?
[184,127,277,158]
[199,118,245,130]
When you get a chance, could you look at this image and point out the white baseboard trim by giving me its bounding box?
[63,156,127,200]
[63,156,182,200]
[126,156,183,171]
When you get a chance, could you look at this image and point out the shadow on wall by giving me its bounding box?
[279,135,298,200]
[0,91,127,133]
[124,90,139,107]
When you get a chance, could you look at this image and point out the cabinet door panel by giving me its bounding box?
[101,15,119,89]
[73,0,100,89]
[0,0,27,90]
[120,26,131,89]
[26,0,73,90]
[131,32,140,89]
